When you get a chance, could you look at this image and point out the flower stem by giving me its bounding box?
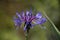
[25,22,31,40]
[25,31,29,40]
[43,11,60,35]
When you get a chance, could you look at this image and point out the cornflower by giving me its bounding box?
[13,10,46,33]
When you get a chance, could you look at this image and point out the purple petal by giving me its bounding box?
[16,12,21,18]
[26,11,30,16]
[33,18,46,24]
[40,18,46,24]
[36,12,42,19]
[13,17,22,26]
[21,12,25,21]
[25,11,32,22]
[24,25,27,31]
[26,11,32,17]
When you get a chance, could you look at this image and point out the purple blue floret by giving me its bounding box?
[13,10,46,32]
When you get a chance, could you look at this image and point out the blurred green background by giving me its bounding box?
[0,0,60,40]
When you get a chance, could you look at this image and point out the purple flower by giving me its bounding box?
[13,10,46,32]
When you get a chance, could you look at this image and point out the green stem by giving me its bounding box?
[25,31,29,40]
[43,11,60,35]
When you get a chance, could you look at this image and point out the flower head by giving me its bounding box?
[13,10,46,32]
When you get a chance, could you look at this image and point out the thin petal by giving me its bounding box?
[40,18,46,24]
[13,17,22,26]
[26,11,32,22]
[16,12,21,18]
[24,25,27,31]
[21,12,25,21]
[26,11,30,16]
[36,12,42,19]
[26,10,33,16]
[33,18,46,24]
